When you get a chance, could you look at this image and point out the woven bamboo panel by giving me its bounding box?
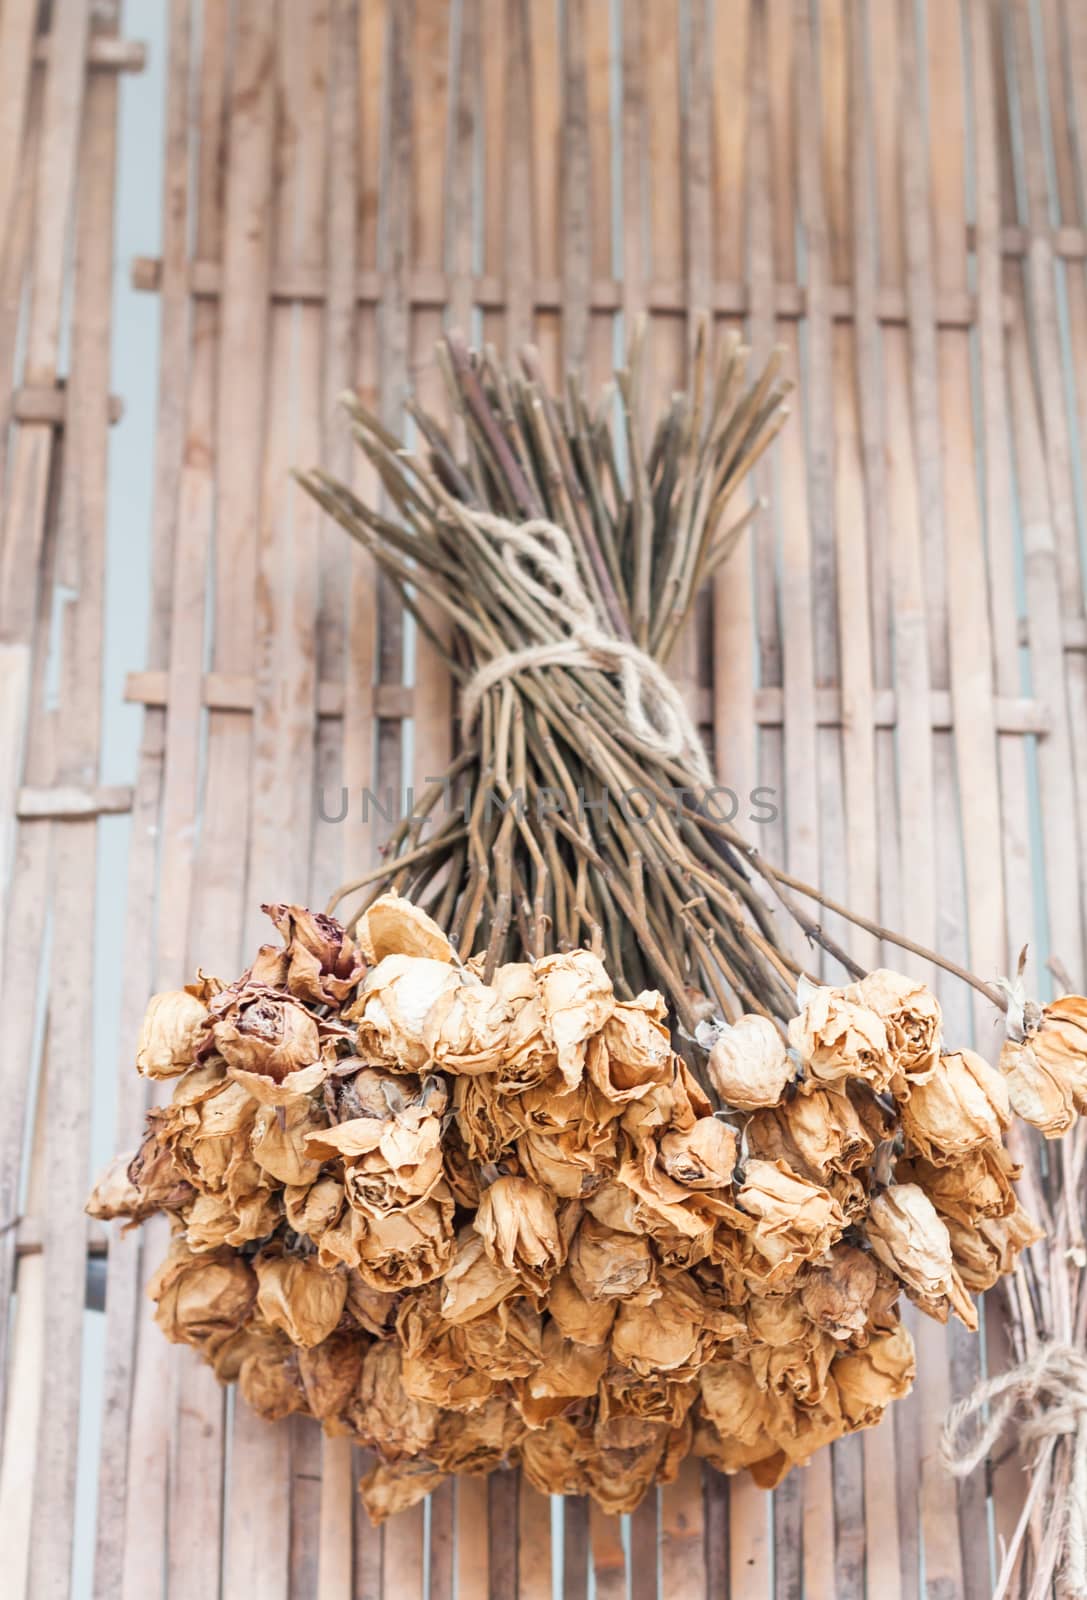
[2,1,1086,1595]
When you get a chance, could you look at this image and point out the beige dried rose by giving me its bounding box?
[658,1117,738,1189]
[345,1340,440,1458]
[748,1316,836,1407]
[610,1275,735,1378]
[945,1202,1042,1292]
[358,1462,447,1526]
[238,1337,306,1422]
[866,1182,977,1329]
[799,1245,880,1342]
[254,1252,347,1347]
[422,975,513,1075]
[547,1267,617,1346]
[147,1239,256,1354]
[587,993,674,1104]
[598,1369,697,1429]
[353,1188,456,1292]
[430,1396,524,1475]
[250,1098,327,1188]
[304,1074,445,1219]
[457,1297,543,1381]
[343,1272,399,1337]
[788,985,893,1092]
[515,1320,607,1426]
[999,994,1087,1136]
[210,983,340,1105]
[440,1229,520,1323]
[352,954,460,1071]
[285,1175,344,1242]
[474,1175,564,1295]
[453,1073,521,1164]
[733,1159,845,1282]
[745,1084,876,1185]
[895,1144,1018,1227]
[396,1289,495,1410]
[567,1215,656,1302]
[251,903,365,1006]
[356,891,454,964]
[182,1186,280,1252]
[514,1076,619,1198]
[696,1359,780,1473]
[706,1014,793,1109]
[86,1140,192,1225]
[296,1330,366,1420]
[899,1049,1010,1162]
[520,1417,594,1498]
[532,949,615,1088]
[136,988,210,1079]
[833,1323,916,1428]
[845,969,941,1086]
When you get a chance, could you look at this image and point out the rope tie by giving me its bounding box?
[941,1341,1087,1597]
[461,512,713,784]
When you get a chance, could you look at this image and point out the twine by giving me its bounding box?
[461,513,713,784]
[941,1341,1087,1598]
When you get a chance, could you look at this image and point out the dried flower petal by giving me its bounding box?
[899,1050,1010,1162]
[136,989,210,1079]
[707,1015,792,1110]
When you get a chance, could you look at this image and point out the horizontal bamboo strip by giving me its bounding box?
[129,253,999,327]
[123,668,1054,737]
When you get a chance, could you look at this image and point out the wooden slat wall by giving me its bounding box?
[2,1,1087,1595]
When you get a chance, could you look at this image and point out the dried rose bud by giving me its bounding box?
[895,1144,1017,1228]
[238,1338,306,1422]
[353,1189,456,1292]
[440,1229,520,1323]
[866,1182,976,1329]
[659,1118,738,1189]
[734,1159,845,1280]
[800,1245,880,1342]
[547,1267,617,1346]
[254,1252,348,1348]
[474,1175,564,1294]
[833,1323,916,1428]
[788,986,893,1093]
[356,891,454,964]
[422,976,513,1075]
[147,1240,256,1352]
[999,994,1087,1136]
[944,1202,1042,1292]
[136,989,210,1079]
[515,1321,608,1426]
[354,955,461,1071]
[520,1418,594,1499]
[533,949,615,1088]
[707,1015,792,1110]
[211,984,335,1105]
[252,903,366,1006]
[567,1215,656,1301]
[899,1049,1010,1162]
[358,1462,447,1527]
[746,1084,875,1184]
[845,969,941,1087]
[588,994,674,1104]
[296,1330,367,1420]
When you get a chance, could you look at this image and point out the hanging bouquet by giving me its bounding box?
[89,327,1087,1583]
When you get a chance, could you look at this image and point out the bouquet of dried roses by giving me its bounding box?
[88,331,1087,1586]
[89,889,1086,1529]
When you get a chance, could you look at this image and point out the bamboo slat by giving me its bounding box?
[4,3,1087,1596]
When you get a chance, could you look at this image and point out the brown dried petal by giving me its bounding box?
[833,1323,916,1428]
[533,949,615,1088]
[845,969,941,1087]
[568,1215,656,1301]
[866,1182,977,1329]
[474,1175,564,1294]
[356,892,454,965]
[440,1229,520,1323]
[800,1246,879,1342]
[358,1462,447,1526]
[148,1240,257,1351]
[789,986,893,1092]
[734,1159,845,1279]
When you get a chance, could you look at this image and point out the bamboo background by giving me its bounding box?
[1,0,1086,1595]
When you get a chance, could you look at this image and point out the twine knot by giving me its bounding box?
[941,1341,1087,1597]
[461,512,712,784]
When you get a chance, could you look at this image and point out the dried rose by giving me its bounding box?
[788,985,893,1092]
[845,969,941,1086]
[250,1098,327,1188]
[799,1245,880,1342]
[745,1084,875,1184]
[304,1075,444,1218]
[944,1203,1042,1292]
[238,1338,306,1422]
[866,1183,976,1329]
[453,1073,521,1163]
[420,974,512,1075]
[733,1159,845,1281]
[136,988,210,1079]
[147,1239,256,1354]
[532,949,615,1088]
[515,1321,607,1426]
[353,955,461,1071]
[706,1014,792,1109]
[895,1144,1017,1227]
[358,1462,447,1526]
[474,1176,564,1295]
[567,1215,655,1301]
[396,1289,495,1410]
[899,1049,1010,1162]
[210,983,339,1105]
[285,1175,344,1241]
[999,994,1087,1135]
[833,1323,916,1428]
[587,994,674,1104]
[440,1229,520,1323]
[356,891,454,964]
[254,1252,348,1347]
[520,1418,594,1498]
[252,903,365,1006]
[658,1118,738,1189]
[696,1360,780,1473]
[547,1267,617,1346]
[353,1188,456,1292]
[430,1396,524,1475]
[297,1330,366,1420]
[347,1341,440,1458]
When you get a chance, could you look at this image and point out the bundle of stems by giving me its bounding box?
[298,319,1005,1041]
